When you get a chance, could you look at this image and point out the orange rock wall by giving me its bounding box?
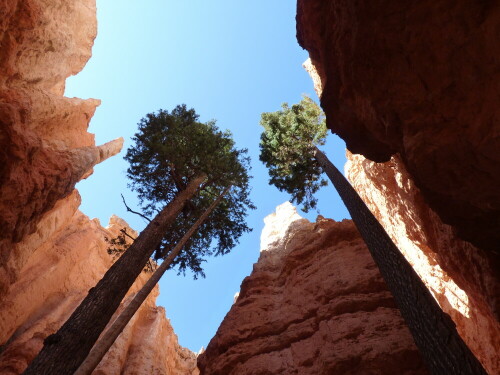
[0,202,198,374]
[198,203,428,375]
[304,50,498,375]
[296,0,500,252]
[0,0,122,295]
[297,3,500,372]
[345,153,500,374]
[0,1,198,373]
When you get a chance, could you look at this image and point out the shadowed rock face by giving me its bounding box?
[198,203,428,375]
[296,0,500,252]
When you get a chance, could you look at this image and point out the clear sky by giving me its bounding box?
[66,1,350,352]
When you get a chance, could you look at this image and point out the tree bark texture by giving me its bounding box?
[74,186,230,375]
[313,147,486,375]
[23,174,207,375]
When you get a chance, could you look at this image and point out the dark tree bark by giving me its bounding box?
[23,174,206,375]
[313,147,487,375]
[74,186,230,375]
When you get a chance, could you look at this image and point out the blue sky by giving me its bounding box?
[66,1,349,352]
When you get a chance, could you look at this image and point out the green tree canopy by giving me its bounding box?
[125,104,255,277]
[259,96,328,212]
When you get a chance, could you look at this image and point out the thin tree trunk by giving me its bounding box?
[313,147,486,375]
[23,174,207,375]
[74,186,231,375]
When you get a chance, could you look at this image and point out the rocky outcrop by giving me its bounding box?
[345,153,500,374]
[0,204,198,374]
[296,0,500,252]
[0,0,198,373]
[298,5,500,372]
[0,0,123,295]
[198,203,428,375]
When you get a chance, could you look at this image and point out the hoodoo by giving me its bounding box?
[198,203,428,374]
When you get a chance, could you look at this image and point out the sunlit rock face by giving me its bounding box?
[0,0,124,295]
[296,0,500,252]
[198,203,428,375]
[345,154,500,374]
[0,1,198,373]
[0,209,198,374]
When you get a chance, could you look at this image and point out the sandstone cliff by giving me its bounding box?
[296,0,500,253]
[297,2,500,373]
[0,0,123,296]
[0,206,198,375]
[198,203,428,375]
[345,153,500,374]
[0,1,198,373]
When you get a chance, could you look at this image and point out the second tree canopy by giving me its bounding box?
[259,96,328,212]
[125,104,255,277]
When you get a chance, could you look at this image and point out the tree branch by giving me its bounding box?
[120,194,151,223]
[119,228,136,241]
[168,163,187,191]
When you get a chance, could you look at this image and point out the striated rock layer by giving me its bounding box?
[198,203,428,375]
[345,153,500,374]
[0,200,198,374]
[0,0,198,373]
[296,0,500,252]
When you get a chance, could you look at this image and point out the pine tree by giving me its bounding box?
[75,187,230,375]
[24,105,254,375]
[259,96,487,375]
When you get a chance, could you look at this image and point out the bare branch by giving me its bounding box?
[119,228,137,241]
[120,194,151,223]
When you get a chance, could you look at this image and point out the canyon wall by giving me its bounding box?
[297,2,499,373]
[0,208,198,375]
[198,203,428,375]
[0,0,122,296]
[345,153,499,373]
[296,0,500,253]
[0,0,198,373]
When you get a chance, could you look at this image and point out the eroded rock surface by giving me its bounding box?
[0,0,123,295]
[198,203,428,375]
[0,1,198,373]
[296,0,500,251]
[345,153,500,374]
[0,205,198,374]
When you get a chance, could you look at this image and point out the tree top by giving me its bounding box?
[125,104,255,277]
[259,96,328,212]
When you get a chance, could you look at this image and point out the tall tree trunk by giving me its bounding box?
[74,186,230,375]
[23,174,207,375]
[313,147,486,375]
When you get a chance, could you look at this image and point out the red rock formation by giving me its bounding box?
[303,55,498,374]
[345,153,500,374]
[296,0,500,252]
[0,0,124,295]
[0,203,198,374]
[198,203,428,375]
[0,1,198,373]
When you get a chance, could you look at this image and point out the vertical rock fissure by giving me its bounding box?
[313,147,487,375]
